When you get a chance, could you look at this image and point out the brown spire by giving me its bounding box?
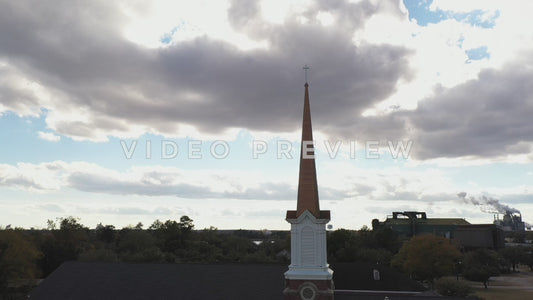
[296,83,320,218]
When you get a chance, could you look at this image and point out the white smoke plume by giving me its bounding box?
[457,192,520,214]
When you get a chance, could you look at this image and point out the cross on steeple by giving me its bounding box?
[303,64,311,83]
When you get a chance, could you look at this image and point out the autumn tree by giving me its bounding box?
[0,230,42,295]
[391,235,461,283]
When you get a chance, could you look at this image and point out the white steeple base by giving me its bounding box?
[283,210,334,300]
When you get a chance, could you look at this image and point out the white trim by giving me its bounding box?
[285,267,333,280]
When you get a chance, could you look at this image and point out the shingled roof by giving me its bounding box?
[29,262,286,300]
[29,261,438,300]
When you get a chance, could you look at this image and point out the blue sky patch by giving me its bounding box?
[403,0,447,26]
[160,21,194,44]
[466,46,490,61]
[403,0,499,28]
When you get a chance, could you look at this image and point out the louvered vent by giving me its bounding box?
[301,226,315,265]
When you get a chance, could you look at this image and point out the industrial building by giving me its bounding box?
[373,211,505,250]
[454,224,505,250]
[372,211,470,239]
[493,211,526,232]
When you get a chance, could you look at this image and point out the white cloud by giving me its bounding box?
[37,131,61,142]
[430,1,533,68]
[0,158,478,204]
[0,161,300,199]
[121,0,268,50]
[316,11,334,26]
[1,158,531,229]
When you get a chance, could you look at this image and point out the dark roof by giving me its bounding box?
[30,262,286,300]
[384,218,470,226]
[30,261,442,300]
[332,262,425,291]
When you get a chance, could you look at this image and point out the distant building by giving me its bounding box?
[373,211,470,239]
[493,211,526,232]
[454,224,505,250]
[373,211,505,250]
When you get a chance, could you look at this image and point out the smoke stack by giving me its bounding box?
[457,192,520,214]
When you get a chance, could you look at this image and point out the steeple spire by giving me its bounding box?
[284,71,333,299]
[283,71,334,300]
[296,82,320,218]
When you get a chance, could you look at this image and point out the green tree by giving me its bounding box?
[435,277,473,297]
[46,219,56,230]
[150,216,195,256]
[179,216,194,232]
[327,229,358,262]
[462,249,502,288]
[95,225,116,244]
[522,250,533,271]
[391,235,461,283]
[499,246,525,272]
[464,266,491,288]
[39,216,89,276]
[220,235,255,262]
[117,229,163,262]
[148,219,164,230]
[372,227,401,253]
[58,216,86,231]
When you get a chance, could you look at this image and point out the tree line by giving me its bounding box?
[0,216,289,298]
[2,217,533,299]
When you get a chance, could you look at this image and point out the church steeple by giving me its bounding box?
[296,83,320,218]
[284,67,333,300]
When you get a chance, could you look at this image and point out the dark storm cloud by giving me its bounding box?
[0,0,411,140]
[404,62,533,159]
[3,1,529,160]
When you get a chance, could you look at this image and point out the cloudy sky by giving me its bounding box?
[1,0,532,230]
